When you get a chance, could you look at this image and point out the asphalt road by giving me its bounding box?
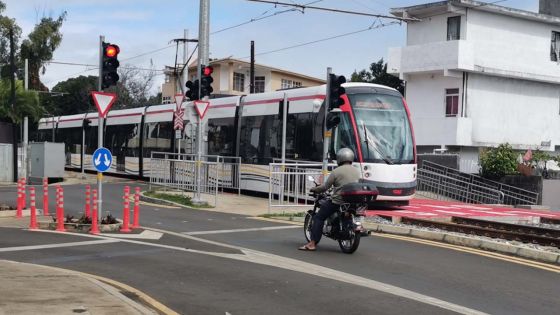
[1,182,559,315]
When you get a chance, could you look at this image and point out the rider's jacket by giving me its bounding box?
[310,164,360,205]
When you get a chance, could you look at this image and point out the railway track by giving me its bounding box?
[399,217,560,248]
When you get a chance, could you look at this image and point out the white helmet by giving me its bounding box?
[336,148,354,165]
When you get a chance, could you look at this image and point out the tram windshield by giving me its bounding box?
[348,93,414,164]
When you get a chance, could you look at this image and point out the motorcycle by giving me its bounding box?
[304,176,378,254]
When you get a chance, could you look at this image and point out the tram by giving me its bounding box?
[36,82,416,204]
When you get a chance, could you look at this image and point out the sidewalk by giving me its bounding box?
[0,260,156,314]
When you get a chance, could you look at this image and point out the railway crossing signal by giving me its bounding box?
[185,79,200,101]
[101,42,120,89]
[328,73,346,110]
[200,65,214,98]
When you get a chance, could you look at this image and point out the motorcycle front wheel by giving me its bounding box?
[303,212,319,245]
[338,229,361,254]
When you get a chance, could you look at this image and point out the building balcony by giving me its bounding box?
[389,40,560,84]
[413,116,472,147]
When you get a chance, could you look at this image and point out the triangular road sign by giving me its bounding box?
[174,93,184,111]
[193,100,210,119]
[91,91,117,118]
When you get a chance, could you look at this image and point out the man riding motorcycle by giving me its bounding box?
[298,148,360,251]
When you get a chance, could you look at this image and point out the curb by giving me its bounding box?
[140,192,212,209]
[1,259,178,315]
[365,222,560,265]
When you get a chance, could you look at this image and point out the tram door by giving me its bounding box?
[183,122,196,154]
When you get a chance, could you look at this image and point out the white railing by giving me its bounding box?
[268,162,337,213]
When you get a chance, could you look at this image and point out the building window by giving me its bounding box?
[445,88,460,117]
[233,72,245,92]
[162,96,172,104]
[281,79,302,89]
[447,16,461,41]
[255,76,265,93]
[551,31,560,62]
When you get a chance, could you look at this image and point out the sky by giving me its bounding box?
[3,0,539,94]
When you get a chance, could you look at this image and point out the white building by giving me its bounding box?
[388,0,560,171]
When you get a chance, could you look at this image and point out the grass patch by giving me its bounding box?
[260,212,306,219]
[145,191,212,208]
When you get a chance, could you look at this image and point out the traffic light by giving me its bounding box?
[185,79,200,101]
[101,42,120,89]
[200,65,214,98]
[328,73,346,110]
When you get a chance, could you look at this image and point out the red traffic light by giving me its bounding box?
[105,44,120,58]
[203,66,213,76]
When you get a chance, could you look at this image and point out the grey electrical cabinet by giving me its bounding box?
[29,142,65,181]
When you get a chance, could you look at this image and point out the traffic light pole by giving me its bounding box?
[97,35,104,221]
[322,67,332,182]
[193,0,210,204]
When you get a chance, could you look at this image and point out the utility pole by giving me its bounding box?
[193,0,210,204]
[250,41,255,94]
[23,59,29,181]
[10,28,17,183]
[97,35,105,220]
[322,67,332,180]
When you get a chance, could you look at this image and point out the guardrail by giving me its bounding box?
[417,169,504,204]
[268,162,337,213]
[149,152,240,195]
[422,161,538,205]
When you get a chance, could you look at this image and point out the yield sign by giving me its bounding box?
[193,100,210,119]
[174,93,184,111]
[91,91,117,118]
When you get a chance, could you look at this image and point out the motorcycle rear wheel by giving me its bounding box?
[338,230,360,254]
[303,213,319,245]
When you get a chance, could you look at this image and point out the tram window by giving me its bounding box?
[239,115,281,164]
[85,126,98,154]
[208,118,235,156]
[143,122,173,157]
[58,127,81,155]
[105,124,140,157]
[286,113,315,161]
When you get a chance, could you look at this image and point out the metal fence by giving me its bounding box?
[268,162,337,212]
[421,161,539,205]
[417,169,504,204]
[149,152,240,194]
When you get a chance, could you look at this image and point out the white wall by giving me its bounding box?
[467,9,560,82]
[219,65,229,93]
[407,12,466,45]
[467,73,560,150]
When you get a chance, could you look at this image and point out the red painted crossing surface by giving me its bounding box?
[367,199,560,219]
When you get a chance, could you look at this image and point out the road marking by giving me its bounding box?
[101,230,163,240]
[183,225,300,235]
[373,233,560,273]
[0,239,119,252]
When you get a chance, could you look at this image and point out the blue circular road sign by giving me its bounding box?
[92,147,113,172]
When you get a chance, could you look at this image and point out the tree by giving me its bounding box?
[0,1,21,79]
[113,63,158,108]
[0,80,40,123]
[41,75,98,116]
[19,11,67,91]
[350,58,405,94]
[479,143,519,180]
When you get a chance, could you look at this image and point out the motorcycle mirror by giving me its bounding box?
[307,176,315,182]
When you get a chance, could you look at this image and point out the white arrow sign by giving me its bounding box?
[94,154,101,166]
[91,91,117,118]
[194,100,210,119]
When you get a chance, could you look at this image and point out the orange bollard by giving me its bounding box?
[120,186,131,233]
[85,185,91,218]
[56,188,66,232]
[29,187,38,230]
[21,178,26,209]
[16,179,23,218]
[90,189,100,235]
[55,185,60,219]
[43,178,49,215]
[132,187,140,228]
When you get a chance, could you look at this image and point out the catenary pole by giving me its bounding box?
[97,35,104,220]
[193,0,210,204]
[10,28,17,183]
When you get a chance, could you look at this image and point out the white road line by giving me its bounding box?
[183,225,300,235]
[0,239,120,252]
